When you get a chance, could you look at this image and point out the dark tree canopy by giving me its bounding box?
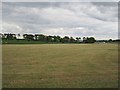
[1,33,98,44]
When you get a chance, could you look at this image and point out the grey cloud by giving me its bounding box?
[2,2,118,40]
[92,2,118,7]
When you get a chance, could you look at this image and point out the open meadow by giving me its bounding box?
[2,44,118,88]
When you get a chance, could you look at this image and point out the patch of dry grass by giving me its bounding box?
[2,44,118,88]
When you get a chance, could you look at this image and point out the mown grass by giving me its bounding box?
[2,39,47,44]
[2,44,118,88]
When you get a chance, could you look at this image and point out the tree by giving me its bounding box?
[16,34,21,39]
[46,35,53,42]
[76,37,79,42]
[83,37,87,43]
[62,36,70,43]
[53,36,61,43]
[3,33,16,40]
[0,33,3,39]
[88,37,96,43]
[34,34,39,41]
[108,39,112,42]
[1,33,4,39]
[18,34,20,37]
[83,37,96,43]
[23,34,34,41]
[70,37,75,43]
[76,37,81,43]
[56,36,61,43]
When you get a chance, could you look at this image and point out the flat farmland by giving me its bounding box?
[2,44,118,88]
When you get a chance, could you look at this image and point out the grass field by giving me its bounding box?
[2,44,118,88]
[2,39,47,44]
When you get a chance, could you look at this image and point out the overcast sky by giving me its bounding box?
[2,2,118,40]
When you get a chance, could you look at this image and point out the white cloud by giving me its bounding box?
[2,22,23,34]
[2,2,118,40]
[2,0,118,2]
[74,27,85,30]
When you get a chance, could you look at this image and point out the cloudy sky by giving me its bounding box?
[2,2,118,40]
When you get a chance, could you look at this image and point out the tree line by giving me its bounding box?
[1,33,96,43]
